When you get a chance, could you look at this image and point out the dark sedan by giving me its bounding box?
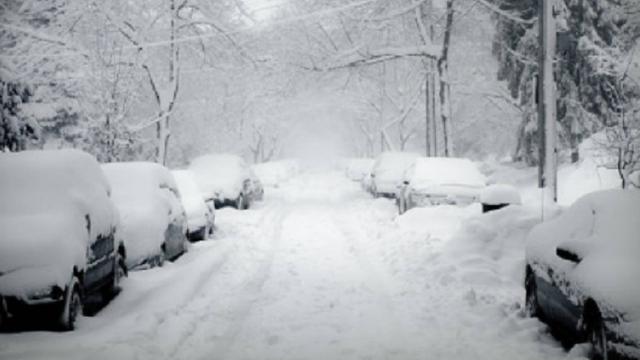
[524,190,640,360]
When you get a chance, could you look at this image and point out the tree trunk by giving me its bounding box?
[438,0,454,157]
[156,0,178,165]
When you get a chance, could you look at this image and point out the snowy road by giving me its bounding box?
[0,172,584,360]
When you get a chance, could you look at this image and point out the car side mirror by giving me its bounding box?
[556,246,583,263]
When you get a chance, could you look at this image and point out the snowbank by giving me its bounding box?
[172,170,210,231]
[190,154,249,200]
[102,162,183,268]
[0,149,118,296]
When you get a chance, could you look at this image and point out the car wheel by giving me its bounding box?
[58,277,82,331]
[588,311,609,360]
[524,272,540,318]
[113,252,127,292]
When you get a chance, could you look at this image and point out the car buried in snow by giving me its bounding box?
[524,190,640,360]
[0,149,126,331]
[252,159,299,188]
[189,154,262,210]
[172,170,215,241]
[345,158,375,182]
[369,151,419,199]
[396,157,487,214]
[102,162,188,269]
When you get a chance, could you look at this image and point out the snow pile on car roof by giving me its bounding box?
[0,149,117,295]
[190,154,248,200]
[172,169,208,230]
[410,157,486,187]
[526,189,640,312]
[102,162,180,268]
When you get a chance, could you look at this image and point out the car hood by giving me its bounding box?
[0,212,87,292]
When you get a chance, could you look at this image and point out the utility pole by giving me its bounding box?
[537,0,558,204]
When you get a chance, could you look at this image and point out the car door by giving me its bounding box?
[160,184,186,259]
[535,263,582,332]
[84,217,116,294]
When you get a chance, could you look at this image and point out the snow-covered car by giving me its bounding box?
[345,158,374,182]
[370,152,419,198]
[397,157,487,213]
[249,170,264,201]
[102,162,187,269]
[0,149,126,331]
[252,159,299,188]
[190,154,260,209]
[171,170,215,241]
[479,184,521,213]
[524,190,640,360]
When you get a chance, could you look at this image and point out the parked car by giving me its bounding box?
[252,159,299,188]
[249,170,264,201]
[479,184,521,213]
[172,170,215,241]
[0,149,126,331]
[524,190,640,360]
[397,157,487,213]
[369,152,419,199]
[190,154,260,209]
[102,162,187,269]
[345,158,375,182]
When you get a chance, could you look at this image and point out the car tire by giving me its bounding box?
[524,272,540,318]
[587,310,609,360]
[58,277,82,331]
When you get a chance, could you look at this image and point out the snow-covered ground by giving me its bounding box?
[0,171,588,360]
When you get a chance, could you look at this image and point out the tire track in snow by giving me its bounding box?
[168,202,291,360]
